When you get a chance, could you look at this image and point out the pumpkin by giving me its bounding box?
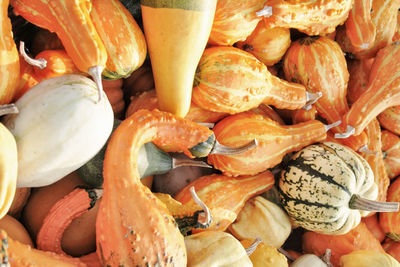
[184,231,252,267]
[279,142,398,235]
[236,20,291,66]
[259,0,352,36]
[0,215,33,247]
[3,75,114,187]
[240,239,288,267]
[381,130,400,179]
[141,0,217,117]
[228,196,291,248]
[90,0,147,79]
[339,250,400,267]
[380,176,400,242]
[302,221,385,267]
[378,106,400,136]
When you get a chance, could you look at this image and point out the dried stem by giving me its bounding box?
[0,104,18,116]
[245,237,262,256]
[324,120,342,132]
[256,5,272,17]
[303,91,322,110]
[334,125,355,139]
[349,194,399,212]
[19,41,47,69]
[88,66,104,103]
[189,186,212,227]
[172,157,212,169]
[210,139,258,155]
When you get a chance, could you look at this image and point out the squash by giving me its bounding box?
[378,106,400,136]
[96,109,213,266]
[346,58,374,105]
[342,42,400,136]
[259,0,352,36]
[339,250,400,267]
[184,231,252,267]
[302,221,385,267]
[0,0,20,104]
[90,0,147,79]
[383,239,400,262]
[291,254,329,267]
[279,142,398,235]
[207,111,338,176]
[192,46,315,114]
[394,9,400,42]
[362,214,386,242]
[240,239,288,267]
[229,196,291,248]
[0,215,33,246]
[236,20,291,66]
[102,79,125,118]
[380,176,400,242]
[30,28,63,55]
[290,105,317,124]
[122,61,154,98]
[141,0,217,117]
[381,130,400,179]
[7,187,30,219]
[3,75,113,188]
[12,55,39,101]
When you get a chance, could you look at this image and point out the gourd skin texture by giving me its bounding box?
[96,109,213,266]
[279,142,378,235]
[380,177,400,241]
[240,239,288,267]
[381,130,400,179]
[339,250,400,267]
[3,75,114,187]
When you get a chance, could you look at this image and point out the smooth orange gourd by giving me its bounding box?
[378,106,400,135]
[7,187,30,219]
[102,79,125,118]
[380,177,400,241]
[362,214,386,242]
[346,58,374,105]
[192,46,310,114]
[96,109,213,266]
[290,105,317,124]
[0,215,33,247]
[13,55,39,101]
[381,130,400,179]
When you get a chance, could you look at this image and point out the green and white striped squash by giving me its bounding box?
[3,74,114,188]
[279,142,398,235]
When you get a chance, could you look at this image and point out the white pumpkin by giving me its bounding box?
[3,74,114,187]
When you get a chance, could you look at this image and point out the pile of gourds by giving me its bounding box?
[0,0,400,266]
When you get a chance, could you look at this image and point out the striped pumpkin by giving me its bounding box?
[380,177,400,241]
[378,106,400,135]
[207,111,330,176]
[208,0,265,46]
[381,130,400,179]
[279,142,388,235]
[192,46,307,114]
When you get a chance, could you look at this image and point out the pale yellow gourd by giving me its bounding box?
[339,250,400,267]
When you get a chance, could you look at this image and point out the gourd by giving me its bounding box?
[90,0,147,79]
[339,250,400,267]
[342,42,400,136]
[207,111,339,176]
[291,254,328,267]
[346,58,374,105]
[380,177,400,241]
[236,20,291,66]
[13,55,39,101]
[381,130,400,179]
[30,28,63,55]
[240,239,288,267]
[0,215,33,246]
[2,75,114,187]
[96,109,213,266]
[362,214,386,242]
[122,61,154,98]
[302,221,385,267]
[174,172,274,232]
[290,105,317,124]
[11,0,108,102]
[378,106,400,135]
[229,196,291,248]
[258,0,352,36]
[394,9,400,42]
[141,0,217,117]
[383,239,400,262]
[7,187,30,219]
[184,231,252,267]
[279,142,399,235]
[207,0,265,46]
[102,79,125,118]
[0,0,20,104]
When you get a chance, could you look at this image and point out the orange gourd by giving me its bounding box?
[381,130,400,179]
[383,239,400,262]
[102,79,125,118]
[393,9,400,42]
[30,28,63,55]
[13,55,39,101]
[343,42,400,136]
[344,0,376,51]
[362,214,386,242]
[302,221,384,267]
[0,215,33,247]
[259,0,352,36]
[90,0,147,79]
[7,187,30,219]
[290,105,317,124]
[236,20,291,66]
[192,46,313,114]
[0,0,20,104]
[207,111,336,176]
[378,106,400,135]
[380,177,400,241]
[346,58,374,105]
[123,61,155,98]
[174,172,274,232]
[208,0,265,46]
[250,104,285,125]
[96,109,213,266]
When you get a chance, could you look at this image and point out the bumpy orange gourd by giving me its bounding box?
[380,177,400,241]
[96,109,213,266]
[346,58,374,105]
[207,111,332,176]
[343,42,400,136]
[236,20,291,66]
[378,106,400,135]
[174,172,274,232]
[0,0,20,104]
[192,46,309,114]
[381,130,400,179]
[208,0,266,46]
[260,0,352,36]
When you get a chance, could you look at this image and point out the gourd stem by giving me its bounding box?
[303,91,322,110]
[324,120,342,132]
[19,41,47,69]
[358,144,378,156]
[349,194,399,212]
[382,151,388,159]
[88,66,104,103]
[210,139,258,155]
[245,237,262,256]
[321,249,333,267]
[334,125,355,139]
[0,232,9,267]
[278,248,295,261]
[0,104,18,116]
[256,5,272,17]
[195,122,215,129]
[189,186,212,227]
[172,157,212,169]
